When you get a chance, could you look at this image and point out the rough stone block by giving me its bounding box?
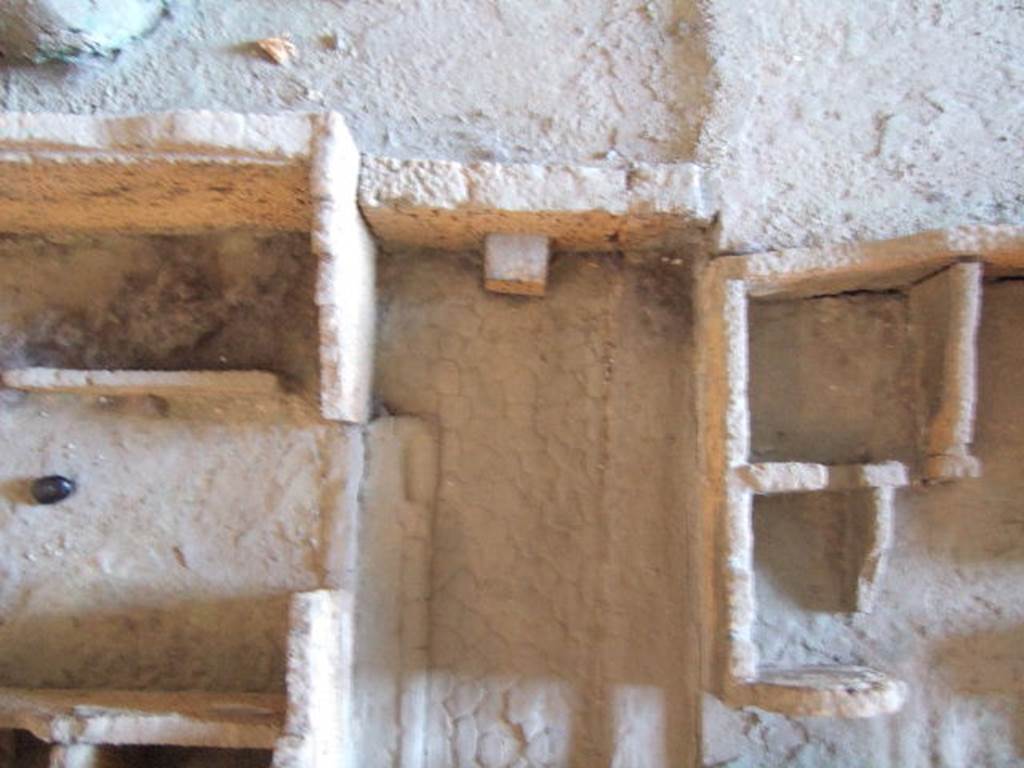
[358,155,714,252]
[828,461,909,490]
[846,487,896,614]
[737,462,828,494]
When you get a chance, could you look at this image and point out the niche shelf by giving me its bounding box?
[731,665,907,719]
[0,590,350,768]
[697,226,1024,718]
[0,112,375,424]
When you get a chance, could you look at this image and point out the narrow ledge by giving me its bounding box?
[735,461,909,494]
[0,111,717,253]
[0,689,285,749]
[729,665,907,719]
[357,155,715,252]
[0,368,282,398]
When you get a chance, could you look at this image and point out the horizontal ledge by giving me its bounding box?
[715,225,1024,299]
[0,688,285,748]
[729,665,907,718]
[0,111,718,249]
[358,155,715,252]
[0,112,315,161]
[736,461,909,494]
[1,368,281,397]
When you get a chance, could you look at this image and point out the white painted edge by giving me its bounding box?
[923,263,983,482]
[312,113,377,424]
[736,461,909,494]
[354,418,438,768]
[273,590,354,768]
[47,744,109,768]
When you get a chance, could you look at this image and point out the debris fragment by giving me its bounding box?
[255,36,297,65]
[323,32,346,51]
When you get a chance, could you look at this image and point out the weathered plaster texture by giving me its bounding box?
[749,293,916,466]
[376,250,699,767]
[0,0,709,165]
[0,392,343,692]
[0,1,1021,764]
[0,232,318,393]
[700,1,1024,251]
[0,1,168,62]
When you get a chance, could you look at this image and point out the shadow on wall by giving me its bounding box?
[754,491,863,614]
[932,625,1024,758]
[0,594,292,692]
[372,252,701,767]
[415,670,679,767]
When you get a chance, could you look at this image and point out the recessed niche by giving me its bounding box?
[0,231,318,396]
[113,746,273,767]
[749,292,916,465]
[754,492,855,618]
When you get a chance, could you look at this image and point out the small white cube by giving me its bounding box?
[484,233,550,297]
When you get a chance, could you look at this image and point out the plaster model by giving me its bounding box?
[0,107,1022,768]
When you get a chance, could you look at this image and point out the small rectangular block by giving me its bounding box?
[829,461,909,490]
[484,234,550,296]
[736,462,829,494]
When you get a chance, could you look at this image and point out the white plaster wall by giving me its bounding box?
[1,1,1023,765]
[0,0,709,165]
[3,1,1019,249]
[0,392,348,693]
[700,0,1024,251]
[701,283,1024,767]
[375,251,699,767]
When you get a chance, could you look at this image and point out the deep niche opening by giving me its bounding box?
[748,291,916,465]
[752,490,878,665]
[0,231,318,396]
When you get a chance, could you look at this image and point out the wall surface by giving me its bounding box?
[1,1,1023,766]
[704,282,1024,767]
[0,0,709,165]
[375,250,699,767]
[700,0,1024,251]
[3,1,1018,251]
[0,391,337,692]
